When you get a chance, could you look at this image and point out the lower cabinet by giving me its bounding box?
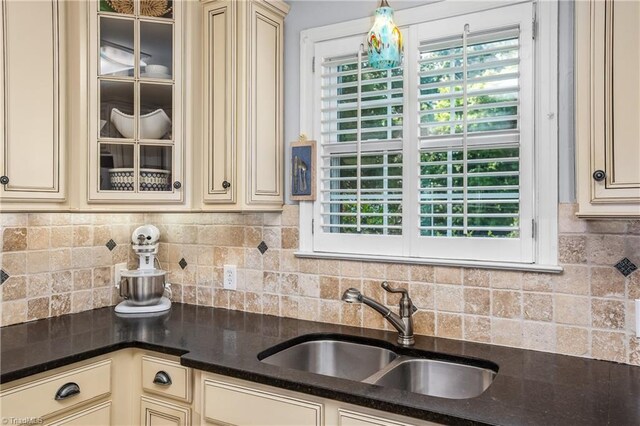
[201,377,322,426]
[0,349,439,426]
[196,371,440,426]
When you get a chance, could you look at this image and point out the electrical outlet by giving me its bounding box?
[114,263,127,286]
[223,265,237,290]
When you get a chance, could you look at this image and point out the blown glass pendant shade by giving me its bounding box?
[367,0,403,69]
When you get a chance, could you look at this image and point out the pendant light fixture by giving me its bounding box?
[367,0,403,69]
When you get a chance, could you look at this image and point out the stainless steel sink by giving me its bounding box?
[366,357,496,399]
[259,336,497,399]
[260,339,397,381]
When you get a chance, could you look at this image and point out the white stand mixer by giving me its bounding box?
[115,225,171,314]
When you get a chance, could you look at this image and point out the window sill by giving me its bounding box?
[294,251,563,274]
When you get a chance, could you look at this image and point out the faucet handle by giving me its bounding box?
[381,281,408,295]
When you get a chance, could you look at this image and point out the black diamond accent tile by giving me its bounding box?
[615,257,637,277]
[105,239,117,251]
[0,269,9,285]
[179,258,188,270]
[257,241,268,255]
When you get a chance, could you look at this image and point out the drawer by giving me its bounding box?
[339,409,415,426]
[0,359,111,420]
[46,401,111,426]
[141,355,191,403]
[202,378,322,426]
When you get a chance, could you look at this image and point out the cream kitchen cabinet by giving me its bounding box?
[575,0,640,217]
[196,371,440,426]
[79,0,186,207]
[0,351,134,426]
[200,0,288,211]
[137,353,193,426]
[0,0,67,209]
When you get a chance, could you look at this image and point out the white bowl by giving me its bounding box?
[141,72,171,79]
[145,64,169,74]
[110,108,171,139]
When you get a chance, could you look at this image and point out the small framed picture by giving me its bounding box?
[290,140,316,201]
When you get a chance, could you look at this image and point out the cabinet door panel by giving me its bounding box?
[576,0,640,216]
[0,0,64,199]
[590,0,640,202]
[202,378,322,426]
[203,0,235,203]
[248,3,283,205]
[141,396,190,426]
[608,0,640,188]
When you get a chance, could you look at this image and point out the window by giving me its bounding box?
[300,1,559,270]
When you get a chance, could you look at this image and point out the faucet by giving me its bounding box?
[342,281,417,346]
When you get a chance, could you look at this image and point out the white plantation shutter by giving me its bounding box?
[310,3,535,263]
[313,35,405,255]
[417,27,522,238]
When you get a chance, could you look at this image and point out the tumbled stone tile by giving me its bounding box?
[2,228,27,252]
[27,227,50,250]
[1,276,26,301]
[434,267,462,285]
[319,276,339,300]
[591,330,626,362]
[410,265,434,283]
[591,266,625,298]
[556,326,589,356]
[523,293,553,321]
[436,312,462,339]
[591,299,625,330]
[463,269,490,287]
[281,227,299,250]
[491,290,522,318]
[463,287,490,315]
[491,318,523,346]
[555,294,591,325]
[558,235,587,264]
[464,316,491,343]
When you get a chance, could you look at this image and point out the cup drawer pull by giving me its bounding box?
[55,382,80,400]
[153,371,172,386]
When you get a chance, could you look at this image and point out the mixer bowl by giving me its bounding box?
[120,270,167,306]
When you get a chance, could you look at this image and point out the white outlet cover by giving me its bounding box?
[114,262,127,286]
[223,264,237,290]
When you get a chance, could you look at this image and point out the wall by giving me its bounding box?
[2,207,639,366]
[283,0,576,203]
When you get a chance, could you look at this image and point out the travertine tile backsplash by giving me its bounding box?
[1,204,639,365]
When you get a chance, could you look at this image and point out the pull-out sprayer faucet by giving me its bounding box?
[342,281,417,346]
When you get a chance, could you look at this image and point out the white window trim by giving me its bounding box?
[297,0,560,273]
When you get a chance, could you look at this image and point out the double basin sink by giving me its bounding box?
[258,335,497,400]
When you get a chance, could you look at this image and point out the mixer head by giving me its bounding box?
[132,225,160,246]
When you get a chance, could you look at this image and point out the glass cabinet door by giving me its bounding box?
[91,0,181,201]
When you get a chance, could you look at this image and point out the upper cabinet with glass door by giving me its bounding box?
[88,0,183,203]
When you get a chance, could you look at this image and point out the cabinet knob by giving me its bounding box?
[593,170,606,182]
[173,181,182,189]
[222,180,231,189]
[55,382,81,400]
[0,176,8,185]
[153,371,172,386]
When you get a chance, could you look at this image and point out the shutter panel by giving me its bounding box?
[320,52,404,236]
[417,26,522,238]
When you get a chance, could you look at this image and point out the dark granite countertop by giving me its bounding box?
[2,304,639,425]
